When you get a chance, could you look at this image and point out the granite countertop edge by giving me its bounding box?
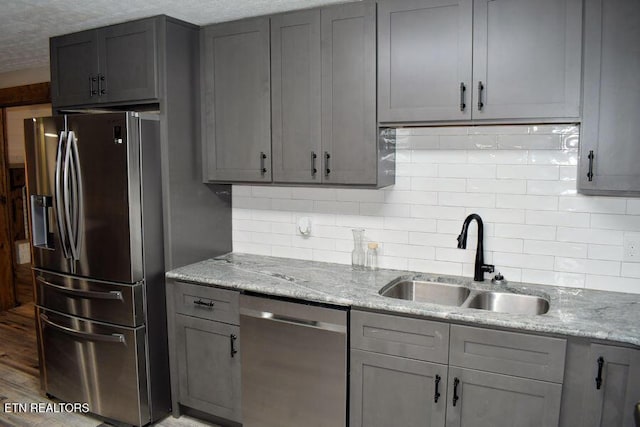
[166,253,640,348]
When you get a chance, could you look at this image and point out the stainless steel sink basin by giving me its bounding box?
[379,279,471,306]
[463,291,550,315]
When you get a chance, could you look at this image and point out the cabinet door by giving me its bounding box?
[472,0,582,120]
[446,367,562,427]
[97,18,159,104]
[175,314,241,422]
[50,30,99,108]
[271,10,322,183]
[377,0,472,123]
[581,344,640,427]
[578,0,640,195]
[350,349,447,427]
[201,18,271,182]
[321,2,377,185]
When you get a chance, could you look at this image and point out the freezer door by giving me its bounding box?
[35,269,144,327]
[37,307,150,426]
[25,113,144,283]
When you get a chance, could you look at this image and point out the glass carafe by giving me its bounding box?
[351,229,365,270]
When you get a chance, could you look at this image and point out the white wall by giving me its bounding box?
[0,66,49,89]
[232,124,640,294]
[5,104,52,165]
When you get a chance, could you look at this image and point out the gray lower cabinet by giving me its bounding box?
[351,349,448,427]
[446,367,563,427]
[581,344,640,427]
[174,314,241,421]
[167,281,241,423]
[378,0,581,124]
[50,16,161,108]
[578,0,640,196]
[351,311,566,427]
[201,17,272,183]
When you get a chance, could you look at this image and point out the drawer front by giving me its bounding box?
[173,281,239,325]
[351,310,449,364]
[449,325,566,383]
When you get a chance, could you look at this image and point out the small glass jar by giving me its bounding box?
[351,229,366,270]
[366,242,378,270]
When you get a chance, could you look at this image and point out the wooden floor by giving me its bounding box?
[0,302,218,426]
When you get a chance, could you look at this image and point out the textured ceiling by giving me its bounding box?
[0,0,352,74]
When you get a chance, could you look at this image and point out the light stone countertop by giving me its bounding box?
[166,253,640,347]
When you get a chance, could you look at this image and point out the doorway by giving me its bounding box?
[0,82,50,312]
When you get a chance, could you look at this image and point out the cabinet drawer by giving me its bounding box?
[449,325,566,383]
[351,310,449,364]
[173,281,239,325]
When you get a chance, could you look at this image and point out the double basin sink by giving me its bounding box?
[379,277,550,315]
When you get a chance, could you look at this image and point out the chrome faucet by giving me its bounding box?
[457,213,495,282]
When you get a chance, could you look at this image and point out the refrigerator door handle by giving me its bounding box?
[36,276,123,300]
[40,313,126,344]
[54,130,71,259]
[63,131,83,262]
[69,131,84,259]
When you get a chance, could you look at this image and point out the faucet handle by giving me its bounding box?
[481,264,495,273]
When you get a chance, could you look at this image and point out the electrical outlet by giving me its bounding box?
[623,234,640,262]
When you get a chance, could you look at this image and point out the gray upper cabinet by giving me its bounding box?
[271,10,322,184]
[578,0,640,196]
[201,18,272,183]
[321,1,378,185]
[50,30,99,107]
[50,16,160,108]
[377,0,473,123]
[378,0,582,124]
[446,367,563,427]
[472,0,582,121]
[98,19,158,104]
[581,344,640,427]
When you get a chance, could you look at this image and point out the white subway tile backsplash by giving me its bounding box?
[231,125,640,294]
[411,177,467,192]
[467,179,526,194]
[497,194,559,211]
[439,164,496,179]
[497,165,560,180]
[525,210,590,228]
[524,240,588,258]
[439,192,496,208]
[559,196,627,214]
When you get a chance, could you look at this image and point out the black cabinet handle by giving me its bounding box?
[477,81,484,110]
[193,299,214,308]
[260,152,267,175]
[98,74,106,95]
[587,150,595,182]
[311,151,317,176]
[89,76,97,96]
[230,334,238,358]
[595,356,604,389]
[459,82,466,111]
[434,374,441,403]
[324,152,331,176]
[452,378,460,407]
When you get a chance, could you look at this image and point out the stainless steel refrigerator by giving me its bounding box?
[25,112,170,426]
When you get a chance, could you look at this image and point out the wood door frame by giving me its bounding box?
[0,82,50,311]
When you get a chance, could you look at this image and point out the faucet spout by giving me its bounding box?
[457,214,494,282]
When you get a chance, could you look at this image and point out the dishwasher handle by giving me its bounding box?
[240,307,347,334]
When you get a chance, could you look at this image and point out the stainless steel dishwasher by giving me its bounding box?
[240,294,347,427]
